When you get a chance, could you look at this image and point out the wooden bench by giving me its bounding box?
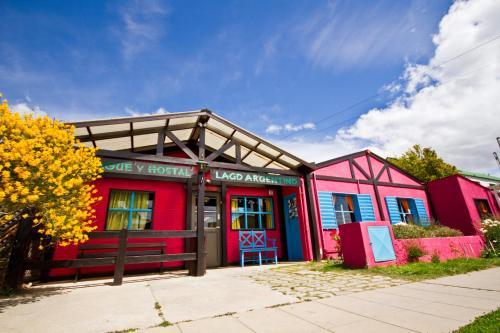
[239,230,278,267]
[75,241,166,281]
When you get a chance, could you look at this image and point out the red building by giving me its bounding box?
[310,151,432,259]
[428,175,500,235]
[51,110,316,277]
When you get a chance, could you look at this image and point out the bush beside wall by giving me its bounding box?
[392,224,463,240]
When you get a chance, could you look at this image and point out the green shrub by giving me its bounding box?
[392,224,463,239]
[426,225,463,237]
[407,243,426,262]
[431,251,440,264]
[405,241,427,262]
[392,224,427,239]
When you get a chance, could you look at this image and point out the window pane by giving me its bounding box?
[134,192,154,209]
[246,198,258,212]
[247,214,259,229]
[333,195,342,210]
[109,191,132,209]
[261,198,273,213]
[231,214,244,229]
[231,197,245,213]
[343,212,354,223]
[344,196,354,211]
[131,212,152,230]
[107,211,129,230]
[262,214,274,229]
[336,212,345,225]
[204,206,217,228]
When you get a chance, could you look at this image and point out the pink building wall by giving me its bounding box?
[339,221,483,268]
[393,236,483,264]
[428,175,499,235]
[311,151,432,259]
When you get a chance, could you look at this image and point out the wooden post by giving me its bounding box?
[4,216,33,290]
[304,174,321,261]
[186,177,196,276]
[39,245,55,283]
[113,228,128,285]
[366,151,385,220]
[196,170,206,276]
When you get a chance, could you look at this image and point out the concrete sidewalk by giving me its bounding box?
[141,268,500,333]
[0,265,499,333]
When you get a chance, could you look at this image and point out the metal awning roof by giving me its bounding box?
[69,109,314,172]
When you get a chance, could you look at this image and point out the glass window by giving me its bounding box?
[397,198,414,223]
[106,190,154,230]
[474,199,492,220]
[332,194,356,225]
[230,196,274,230]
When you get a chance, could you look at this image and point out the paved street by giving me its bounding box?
[0,265,499,333]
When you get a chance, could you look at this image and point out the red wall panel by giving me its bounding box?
[51,177,187,277]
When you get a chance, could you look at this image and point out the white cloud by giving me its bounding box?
[296,1,438,69]
[125,106,169,117]
[10,103,47,117]
[266,122,316,134]
[118,0,170,60]
[277,0,500,175]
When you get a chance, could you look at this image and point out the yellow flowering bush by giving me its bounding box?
[0,98,103,247]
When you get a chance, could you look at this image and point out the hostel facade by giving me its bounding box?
[51,110,316,277]
[50,110,496,277]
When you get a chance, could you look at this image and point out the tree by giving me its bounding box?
[0,98,103,247]
[387,144,459,183]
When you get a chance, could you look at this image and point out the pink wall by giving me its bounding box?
[339,221,398,268]
[314,178,380,257]
[311,151,431,259]
[51,177,188,277]
[315,160,352,178]
[428,175,499,235]
[339,221,484,268]
[377,185,431,221]
[394,236,484,264]
[224,186,282,264]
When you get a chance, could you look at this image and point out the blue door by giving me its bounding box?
[367,226,396,262]
[283,194,303,260]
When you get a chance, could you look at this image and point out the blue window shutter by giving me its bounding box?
[385,197,401,224]
[354,194,376,222]
[318,192,337,229]
[414,198,430,226]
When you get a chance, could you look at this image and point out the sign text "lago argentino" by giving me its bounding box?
[211,170,300,186]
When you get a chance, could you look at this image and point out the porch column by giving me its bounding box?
[195,122,207,276]
[304,174,321,261]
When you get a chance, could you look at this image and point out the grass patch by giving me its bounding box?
[213,312,236,318]
[106,329,138,333]
[320,258,500,281]
[453,308,499,332]
[158,321,173,327]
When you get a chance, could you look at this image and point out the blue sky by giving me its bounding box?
[3,0,499,174]
[1,0,451,133]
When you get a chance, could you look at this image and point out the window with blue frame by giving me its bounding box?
[385,196,429,226]
[397,198,415,223]
[106,190,154,230]
[318,192,376,230]
[332,194,357,225]
[230,196,274,230]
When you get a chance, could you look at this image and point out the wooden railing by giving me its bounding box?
[24,229,199,285]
